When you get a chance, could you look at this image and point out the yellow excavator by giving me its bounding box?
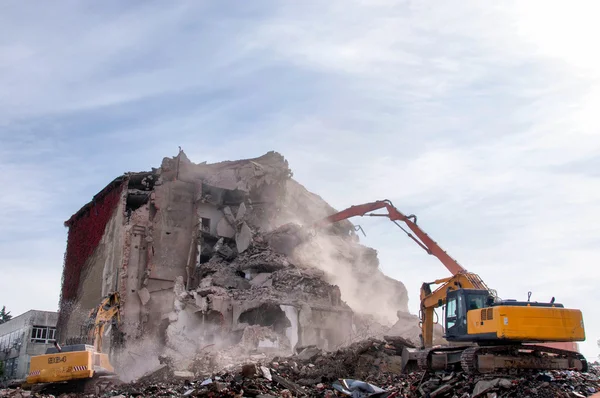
[26,292,122,394]
[310,199,587,373]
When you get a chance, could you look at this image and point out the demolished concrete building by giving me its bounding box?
[57,151,425,375]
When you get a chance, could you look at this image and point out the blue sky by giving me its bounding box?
[1,1,599,359]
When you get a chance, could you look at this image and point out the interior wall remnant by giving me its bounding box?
[121,224,149,340]
[196,203,224,236]
[297,305,353,351]
[280,305,299,350]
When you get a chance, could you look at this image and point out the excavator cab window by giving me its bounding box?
[445,290,467,338]
[445,289,491,341]
[446,296,458,329]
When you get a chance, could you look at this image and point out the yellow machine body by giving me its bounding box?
[26,346,113,384]
[467,305,585,342]
[27,293,120,387]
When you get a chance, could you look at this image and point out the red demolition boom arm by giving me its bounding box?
[314,199,467,276]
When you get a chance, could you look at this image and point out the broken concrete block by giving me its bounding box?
[194,293,208,311]
[296,346,321,362]
[137,287,151,305]
[173,370,195,380]
[250,273,272,287]
[260,366,272,381]
[236,222,253,253]
[498,379,512,389]
[217,244,235,259]
[236,202,247,221]
[223,206,237,226]
[472,378,511,396]
[216,217,235,238]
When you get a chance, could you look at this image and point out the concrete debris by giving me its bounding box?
[295,345,321,362]
[173,370,195,380]
[249,272,273,288]
[216,217,235,238]
[236,202,247,221]
[6,340,599,397]
[472,378,513,396]
[260,365,273,381]
[235,221,253,253]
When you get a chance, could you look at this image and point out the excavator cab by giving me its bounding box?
[444,289,492,341]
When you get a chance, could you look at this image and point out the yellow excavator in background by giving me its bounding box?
[26,292,122,394]
[311,199,587,373]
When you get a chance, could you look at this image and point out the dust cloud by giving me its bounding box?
[291,232,409,325]
[114,338,162,382]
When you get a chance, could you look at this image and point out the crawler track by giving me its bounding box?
[418,344,588,374]
[460,344,588,374]
[32,375,122,395]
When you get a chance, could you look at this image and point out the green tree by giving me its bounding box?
[0,306,12,324]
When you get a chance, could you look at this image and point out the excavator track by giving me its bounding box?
[415,344,588,374]
[460,344,588,374]
[416,345,473,371]
[32,374,123,396]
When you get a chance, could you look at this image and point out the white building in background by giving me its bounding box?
[0,310,57,383]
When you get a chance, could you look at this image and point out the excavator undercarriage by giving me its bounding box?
[32,373,122,396]
[414,344,588,374]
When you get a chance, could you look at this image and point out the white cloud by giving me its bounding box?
[0,0,599,361]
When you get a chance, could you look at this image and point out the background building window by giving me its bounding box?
[2,357,19,378]
[0,329,24,352]
[30,326,56,344]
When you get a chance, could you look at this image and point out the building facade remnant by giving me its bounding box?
[57,151,415,375]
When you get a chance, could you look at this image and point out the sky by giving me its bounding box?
[1,0,599,359]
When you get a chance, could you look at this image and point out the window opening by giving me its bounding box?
[201,217,211,233]
[31,326,56,344]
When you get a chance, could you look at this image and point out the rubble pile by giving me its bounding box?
[113,348,600,398]
[1,343,599,397]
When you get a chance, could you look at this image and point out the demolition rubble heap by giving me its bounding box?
[3,341,598,397]
[57,150,430,378]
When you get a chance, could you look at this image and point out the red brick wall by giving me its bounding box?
[57,180,125,338]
